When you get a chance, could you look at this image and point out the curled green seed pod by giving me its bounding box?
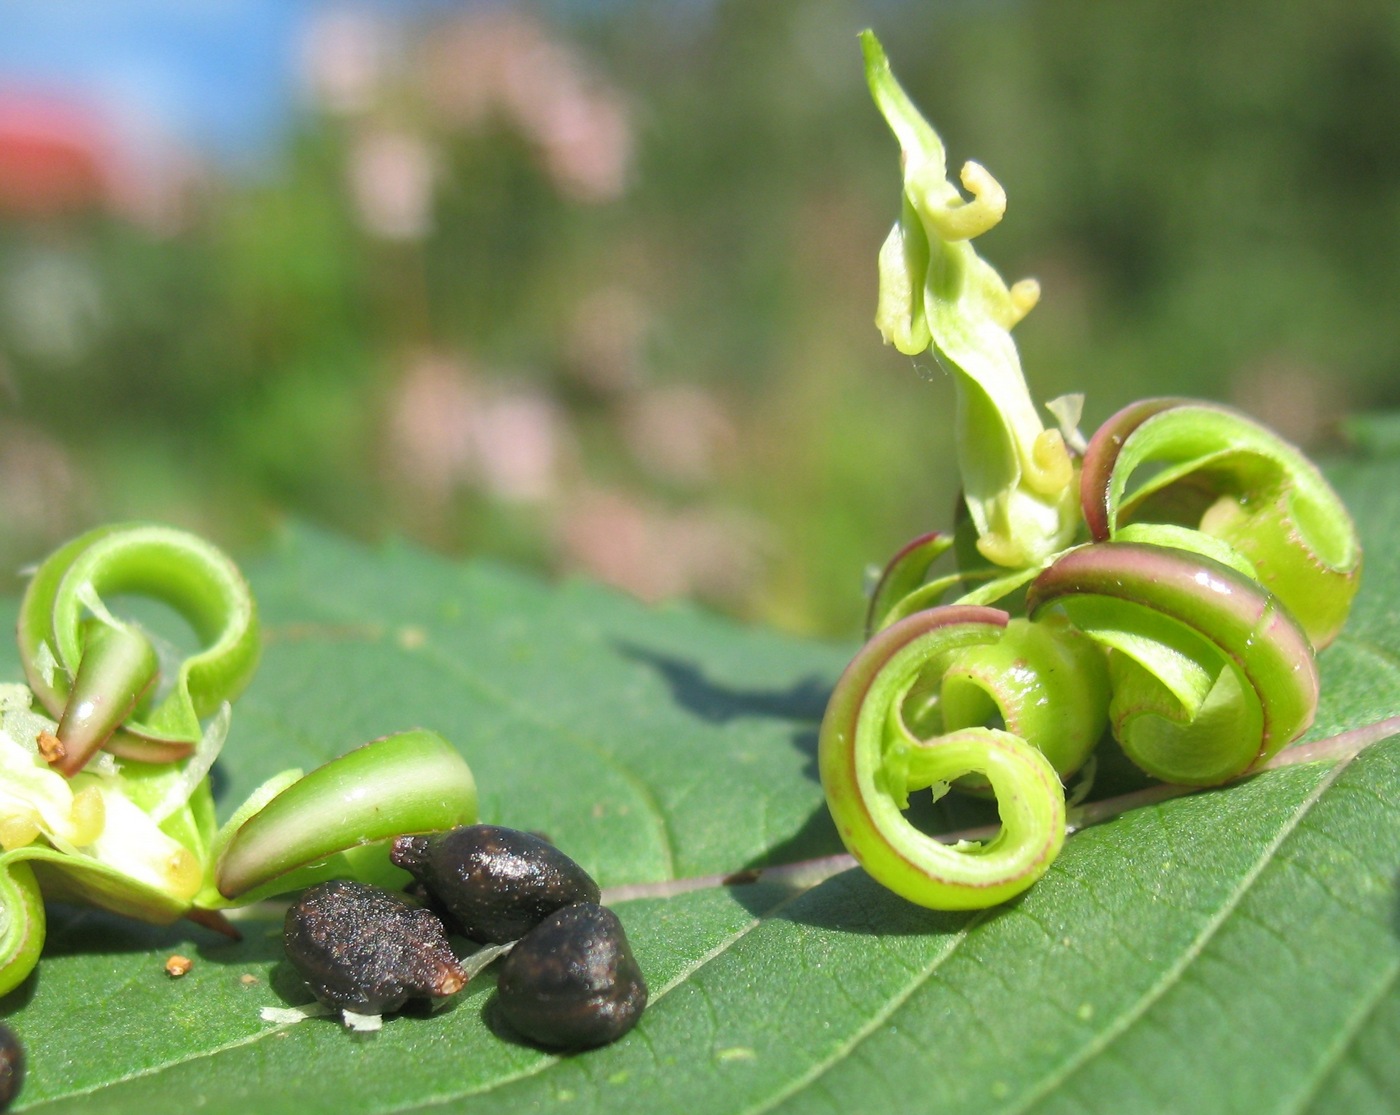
[1028,542,1319,785]
[18,523,260,765]
[0,526,494,999]
[1080,398,1361,648]
[819,605,1067,910]
[0,861,44,999]
[866,532,958,638]
[938,615,1109,791]
[50,621,159,776]
[214,729,478,902]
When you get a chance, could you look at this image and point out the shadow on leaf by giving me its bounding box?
[615,641,830,725]
[735,865,993,937]
[615,640,833,789]
[40,903,278,965]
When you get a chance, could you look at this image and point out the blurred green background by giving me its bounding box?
[0,0,1396,636]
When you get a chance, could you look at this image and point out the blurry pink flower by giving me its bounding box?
[620,384,736,486]
[348,127,437,240]
[540,86,631,204]
[384,354,477,505]
[468,391,561,503]
[300,9,392,117]
[385,354,566,505]
[0,94,108,217]
[421,10,527,128]
[558,489,662,596]
[0,90,196,232]
[557,487,764,605]
[499,37,631,203]
[422,10,632,203]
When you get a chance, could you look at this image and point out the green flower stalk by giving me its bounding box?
[863,30,1076,569]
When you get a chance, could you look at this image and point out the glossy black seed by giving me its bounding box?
[391,825,601,944]
[0,1023,22,1112]
[495,903,647,1049]
[283,880,467,1014]
[402,880,451,922]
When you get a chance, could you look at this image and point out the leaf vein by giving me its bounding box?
[996,757,1352,1115]
[735,910,992,1115]
[383,888,810,1112]
[288,585,681,878]
[1282,954,1400,1115]
[21,1023,297,1110]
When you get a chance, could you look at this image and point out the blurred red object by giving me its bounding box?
[0,92,114,218]
[0,90,193,230]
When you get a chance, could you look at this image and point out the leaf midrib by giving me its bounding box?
[736,910,990,1115]
[1286,956,1400,1115]
[995,753,1356,1115]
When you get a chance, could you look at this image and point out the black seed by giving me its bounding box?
[495,903,647,1050]
[0,1024,22,1112]
[391,825,601,944]
[402,880,451,923]
[283,880,467,1014]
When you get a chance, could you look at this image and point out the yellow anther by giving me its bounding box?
[0,811,41,851]
[69,786,106,846]
[1007,278,1041,327]
[1027,429,1074,496]
[164,846,203,901]
[993,278,1041,330]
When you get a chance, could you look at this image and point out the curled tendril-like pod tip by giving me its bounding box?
[938,614,1109,789]
[820,605,1066,911]
[0,861,45,999]
[214,729,478,903]
[1079,397,1186,543]
[865,532,957,639]
[17,523,261,770]
[1027,542,1319,786]
[1079,398,1361,648]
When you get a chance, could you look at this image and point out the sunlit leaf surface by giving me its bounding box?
[3,451,1398,1114]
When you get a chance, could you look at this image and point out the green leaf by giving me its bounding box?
[2,454,1399,1114]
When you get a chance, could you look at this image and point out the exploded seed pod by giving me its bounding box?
[495,903,647,1050]
[283,879,466,1015]
[390,825,600,944]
